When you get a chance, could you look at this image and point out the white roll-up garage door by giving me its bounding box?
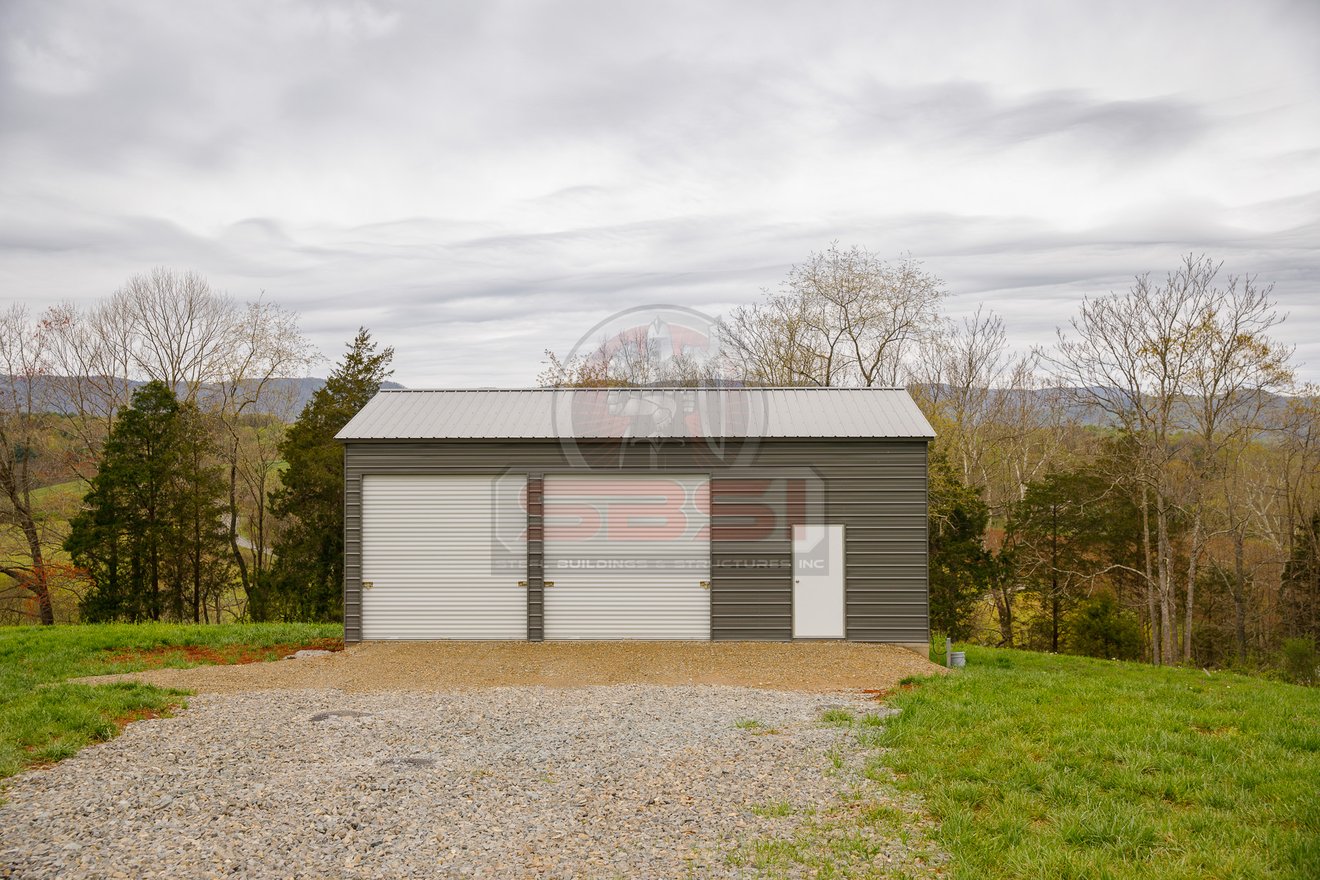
[361,475,526,639]
[543,474,710,639]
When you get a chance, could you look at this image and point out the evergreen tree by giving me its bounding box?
[927,450,991,642]
[1007,468,1128,653]
[1070,594,1141,660]
[66,380,230,621]
[170,403,232,622]
[265,329,392,621]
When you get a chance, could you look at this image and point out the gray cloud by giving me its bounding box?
[0,0,1317,385]
[840,81,1211,163]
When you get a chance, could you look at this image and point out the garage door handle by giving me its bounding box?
[518,580,528,587]
[700,580,711,590]
[544,581,555,588]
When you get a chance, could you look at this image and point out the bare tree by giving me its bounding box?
[539,323,718,388]
[1176,264,1293,662]
[717,293,814,386]
[721,244,944,387]
[40,270,319,619]
[836,252,946,387]
[1242,390,1320,649]
[914,307,1063,504]
[1051,260,1205,664]
[210,300,319,601]
[1214,437,1277,663]
[1050,254,1293,664]
[912,306,1071,646]
[118,268,236,401]
[41,298,137,471]
[0,306,59,623]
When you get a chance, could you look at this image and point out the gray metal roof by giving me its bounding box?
[336,387,935,440]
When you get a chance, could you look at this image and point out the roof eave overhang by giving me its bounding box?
[336,434,935,443]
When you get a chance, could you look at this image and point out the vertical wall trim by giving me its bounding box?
[526,473,545,640]
[342,450,363,642]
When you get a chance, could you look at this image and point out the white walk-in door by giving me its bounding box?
[361,475,526,639]
[792,524,846,638]
[543,474,710,639]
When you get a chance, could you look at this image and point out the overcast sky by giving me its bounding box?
[2,0,1318,386]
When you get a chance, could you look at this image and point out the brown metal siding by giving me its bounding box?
[710,477,792,640]
[342,438,928,644]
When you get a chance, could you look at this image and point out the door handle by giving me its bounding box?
[363,581,374,590]
[518,580,528,587]
[699,580,711,590]
[544,581,555,588]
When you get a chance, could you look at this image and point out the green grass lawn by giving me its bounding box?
[26,478,84,510]
[0,622,342,778]
[871,647,1320,880]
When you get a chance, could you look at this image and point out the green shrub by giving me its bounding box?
[1281,638,1319,685]
[1070,594,1141,660]
[929,633,947,665]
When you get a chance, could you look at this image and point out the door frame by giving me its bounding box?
[359,473,528,639]
[540,471,713,639]
[791,523,846,639]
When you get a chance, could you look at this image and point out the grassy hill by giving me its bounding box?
[0,622,342,779]
[1,478,84,622]
[869,647,1320,879]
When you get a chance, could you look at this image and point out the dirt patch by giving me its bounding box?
[860,679,926,701]
[76,640,945,694]
[101,638,344,669]
[110,706,167,732]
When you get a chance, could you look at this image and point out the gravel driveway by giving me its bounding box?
[0,686,941,879]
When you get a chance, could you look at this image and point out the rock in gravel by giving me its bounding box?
[284,649,335,660]
[308,709,372,722]
[0,686,936,879]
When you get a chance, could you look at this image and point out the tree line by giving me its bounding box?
[543,244,1319,675]
[3,253,1317,677]
[0,269,393,625]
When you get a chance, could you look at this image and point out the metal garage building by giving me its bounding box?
[336,387,934,649]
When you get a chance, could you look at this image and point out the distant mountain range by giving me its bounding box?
[911,384,1309,430]
[4,377,1309,428]
[1,376,405,416]
[249,377,407,412]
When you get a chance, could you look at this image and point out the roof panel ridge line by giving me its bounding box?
[336,383,936,439]
[372,386,911,392]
